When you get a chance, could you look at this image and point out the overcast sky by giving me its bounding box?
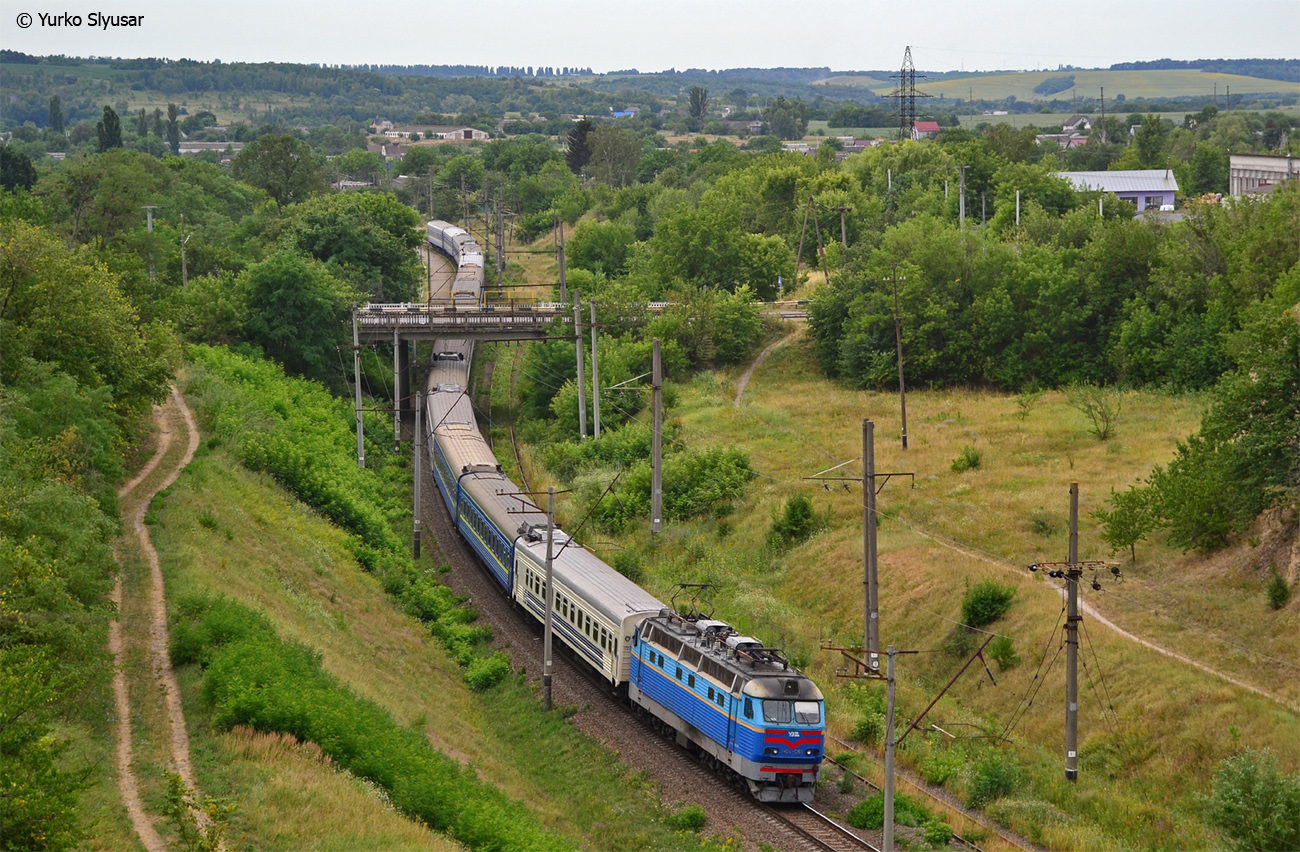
[5,0,1297,73]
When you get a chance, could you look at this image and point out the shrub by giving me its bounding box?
[847,795,885,830]
[1014,388,1044,420]
[923,818,955,846]
[852,712,885,746]
[847,792,931,830]
[951,446,982,473]
[464,652,512,692]
[838,772,856,795]
[912,738,966,786]
[1092,485,1159,562]
[966,749,1020,809]
[1066,382,1122,441]
[961,580,1017,628]
[988,635,1020,670]
[1029,509,1058,537]
[1266,570,1291,610]
[768,493,818,548]
[1203,749,1300,852]
[665,804,707,831]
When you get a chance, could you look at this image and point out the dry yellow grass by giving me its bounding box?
[213,726,461,851]
[603,330,1297,849]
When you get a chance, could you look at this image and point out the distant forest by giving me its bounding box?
[1109,58,1299,82]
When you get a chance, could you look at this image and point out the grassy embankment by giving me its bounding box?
[129,355,726,851]
[536,327,1297,850]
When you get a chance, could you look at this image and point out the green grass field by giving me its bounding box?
[820,69,1299,102]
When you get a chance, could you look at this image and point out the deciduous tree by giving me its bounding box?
[588,126,642,188]
[232,134,328,205]
[241,249,355,382]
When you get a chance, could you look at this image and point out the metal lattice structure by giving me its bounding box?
[887,46,933,141]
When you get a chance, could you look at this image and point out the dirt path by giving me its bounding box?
[735,330,799,407]
[111,402,172,852]
[907,529,1300,712]
[110,384,205,851]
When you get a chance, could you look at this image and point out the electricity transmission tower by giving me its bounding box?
[887,46,932,142]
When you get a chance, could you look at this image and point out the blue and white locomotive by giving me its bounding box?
[419,219,825,802]
[630,607,824,802]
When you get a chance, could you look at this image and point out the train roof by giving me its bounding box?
[641,611,823,700]
[516,533,665,626]
[428,220,468,239]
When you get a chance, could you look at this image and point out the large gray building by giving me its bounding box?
[1229,153,1298,196]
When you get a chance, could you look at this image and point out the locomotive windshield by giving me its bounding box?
[762,700,822,725]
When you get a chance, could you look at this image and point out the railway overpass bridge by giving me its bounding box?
[352,296,806,454]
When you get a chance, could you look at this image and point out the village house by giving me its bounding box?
[369,120,489,141]
[1056,169,1179,211]
[911,120,942,141]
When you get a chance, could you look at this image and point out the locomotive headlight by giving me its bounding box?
[765,747,779,755]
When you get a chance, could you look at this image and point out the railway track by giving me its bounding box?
[766,804,880,852]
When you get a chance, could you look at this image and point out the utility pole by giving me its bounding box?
[884,646,897,852]
[179,213,189,289]
[393,327,402,452]
[557,217,568,301]
[808,437,912,669]
[1100,88,1106,145]
[796,199,810,274]
[958,164,967,230]
[892,268,907,450]
[143,205,159,286]
[461,173,469,230]
[574,291,587,440]
[1066,482,1080,782]
[864,420,880,668]
[495,193,505,291]
[651,338,663,535]
[1028,484,1123,784]
[543,486,555,710]
[352,305,364,469]
[413,391,422,559]
[810,196,830,282]
[829,205,852,248]
[590,300,601,440]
